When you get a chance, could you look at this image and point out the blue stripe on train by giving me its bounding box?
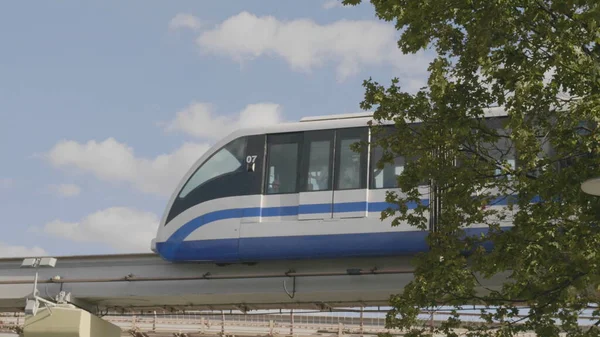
[156,227,502,262]
[157,197,515,262]
[159,200,426,259]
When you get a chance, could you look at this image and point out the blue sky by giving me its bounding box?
[0,1,432,257]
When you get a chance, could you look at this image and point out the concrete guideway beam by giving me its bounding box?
[22,305,121,337]
[0,254,511,313]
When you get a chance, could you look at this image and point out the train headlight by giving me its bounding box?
[150,238,157,253]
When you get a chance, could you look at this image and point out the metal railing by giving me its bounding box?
[1,309,588,336]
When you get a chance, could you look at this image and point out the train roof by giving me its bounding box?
[297,107,506,123]
[213,107,509,145]
[299,112,374,122]
[257,106,508,136]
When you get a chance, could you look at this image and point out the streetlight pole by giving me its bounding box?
[20,257,58,316]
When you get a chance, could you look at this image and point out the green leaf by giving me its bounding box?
[352,0,600,335]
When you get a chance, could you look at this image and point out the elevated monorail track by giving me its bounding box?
[0,253,509,315]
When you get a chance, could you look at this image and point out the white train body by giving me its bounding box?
[152,112,511,262]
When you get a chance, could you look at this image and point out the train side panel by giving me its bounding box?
[154,114,517,263]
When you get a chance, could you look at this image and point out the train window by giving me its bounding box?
[371,151,405,188]
[369,124,411,189]
[165,135,265,224]
[300,130,334,192]
[481,118,516,178]
[334,128,368,190]
[491,137,516,178]
[307,141,331,190]
[266,133,301,194]
[178,137,246,198]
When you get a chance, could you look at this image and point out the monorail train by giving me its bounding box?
[151,111,512,263]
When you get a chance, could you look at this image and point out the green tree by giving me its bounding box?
[342,0,600,336]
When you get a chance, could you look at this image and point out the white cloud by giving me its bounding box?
[46,138,209,196]
[165,102,283,139]
[45,102,280,196]
[169,13,202,31]
[323,0,342,9]
[49,183,81,197]
[0,242,47,258]
[195,11,430,81]
[40,207,158,253]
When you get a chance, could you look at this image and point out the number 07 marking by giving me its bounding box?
[246,155,258,163]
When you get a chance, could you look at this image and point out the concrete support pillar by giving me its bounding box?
[289,309,294,337]
[429,310,434,332]
[360,307,364,337]
[22,305,121,337]
[221,310,225,336]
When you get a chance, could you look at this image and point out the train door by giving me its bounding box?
[367,124,430,229]
[261,132,303,220]
[240,134,266,223]
[298,130,334,220]
[239,132,303,261]
[332,127,369,218]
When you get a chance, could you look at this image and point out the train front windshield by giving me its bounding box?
[165,135,265,224]
[178,138,246,198]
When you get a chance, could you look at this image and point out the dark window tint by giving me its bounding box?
[300,130,334,192]
[178,137,247,198]
[371,150,405,188]
[478,117,516,177]
[266,133,302,194]
[370,125,404,189]
[335,128,368,190]
[166,135,265,224]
